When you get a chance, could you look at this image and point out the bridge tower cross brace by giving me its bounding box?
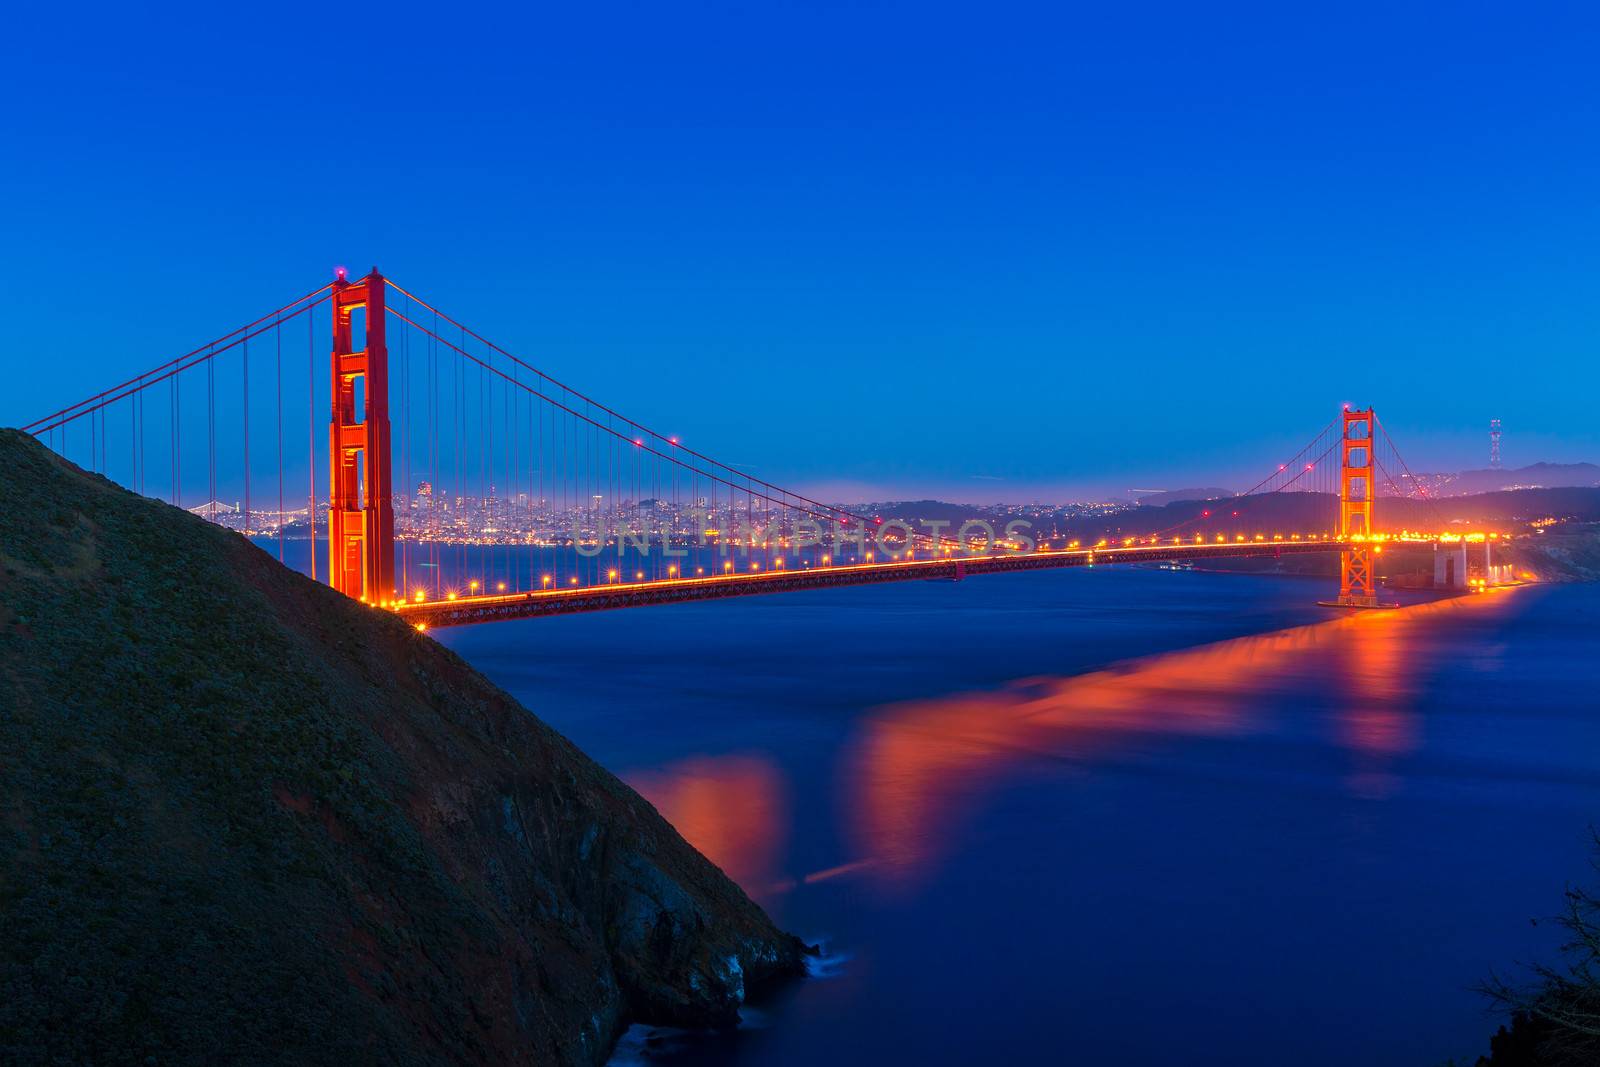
[1337,407,1378,607]
[327,269,396,605]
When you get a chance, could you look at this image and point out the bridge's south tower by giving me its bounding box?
[327,269,395,604]
[1337,407,1377,607]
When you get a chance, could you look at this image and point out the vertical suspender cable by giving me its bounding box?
[172,374,180,506]
[431,308,440,597]
[480,345,487,594]
[243,335,251,539]
[276,316,284,562]
[208,343,217,524]
[537,376,543,591]
[309,306,318,582]
[456,327,464,591]
[395,295,403,601]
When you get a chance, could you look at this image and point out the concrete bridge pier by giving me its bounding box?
[1434,541,1470,589]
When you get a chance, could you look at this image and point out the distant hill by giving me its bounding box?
[1418,461,1600,497]
[1056,486,1600,544]
[835,487,1600,547]
[0,430,804,1066]
[1133,488,1234,508]
[854,499,996,525]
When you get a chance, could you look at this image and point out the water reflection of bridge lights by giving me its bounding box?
[844,592,1513,891]
[623,755,790,899]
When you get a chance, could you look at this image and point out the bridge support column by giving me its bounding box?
[1434,541,1469,590]
[1335,407,1379,607]
[327,269,395,605]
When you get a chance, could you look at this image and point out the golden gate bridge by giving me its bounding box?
[23,268,1463,629]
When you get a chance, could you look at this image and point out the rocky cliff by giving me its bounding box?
[1498,530,1600,582]
[0,429,806,1065]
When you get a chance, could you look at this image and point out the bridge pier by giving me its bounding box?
[1434,541,1469,590]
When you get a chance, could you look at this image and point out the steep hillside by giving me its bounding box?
[0,430,805,1065]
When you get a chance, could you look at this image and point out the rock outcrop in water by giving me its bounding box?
[0,429,806,1065]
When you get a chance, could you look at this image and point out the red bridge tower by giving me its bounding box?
[1336,406,1378,607]
[327,269,395,604]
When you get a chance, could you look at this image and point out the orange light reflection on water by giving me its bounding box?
[846,590,1519,891]
[624,754,790,899]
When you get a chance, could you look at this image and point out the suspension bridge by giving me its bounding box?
[23,269,1463,629]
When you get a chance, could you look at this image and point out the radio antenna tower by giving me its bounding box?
[1489,418,1502,469]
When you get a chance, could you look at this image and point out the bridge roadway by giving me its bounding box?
[393,538,1347,629]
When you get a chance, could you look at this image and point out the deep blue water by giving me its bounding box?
[414,563,1600,1064]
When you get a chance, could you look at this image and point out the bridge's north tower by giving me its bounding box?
[1336,407,1378,607]
[327,269,395,604]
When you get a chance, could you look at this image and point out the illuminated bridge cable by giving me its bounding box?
[21,283,335,436]
[276,314,285,563]
[398,308,408,595]
[308,304,317,583]
[172,373,179,506]
[207,345,215,521]
[384,305,904,533]
[26,291,331,439]
[1148,419,1341,542]
[1232,414,1341,498]
[1375,417,1447,529]
[243,332,250,540]
[382,278,889,536]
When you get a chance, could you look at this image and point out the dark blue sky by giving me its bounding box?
[4,2,1596,500]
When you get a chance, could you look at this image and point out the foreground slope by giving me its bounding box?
[0,430,804,1065]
